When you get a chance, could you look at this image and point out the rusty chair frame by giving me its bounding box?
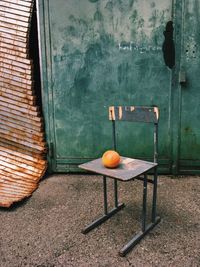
[79,106,161,256]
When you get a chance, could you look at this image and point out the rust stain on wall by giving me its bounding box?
[0,0,47,207]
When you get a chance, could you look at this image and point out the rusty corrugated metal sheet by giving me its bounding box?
[0,0,47,207]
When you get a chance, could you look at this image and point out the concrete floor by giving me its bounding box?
[0,174,200,267]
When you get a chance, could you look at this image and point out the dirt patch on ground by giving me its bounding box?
[0,174,200,267]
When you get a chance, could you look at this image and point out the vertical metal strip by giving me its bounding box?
[112,120,117,151]
[153,123,158,222]
[154,123,158,163]
[111,117,119,208]
[114,180,118,208]
[36,0,55,172]
[152,167,158,223]
[142,174,147,232]
[103,176,108,215]
[171,0,184,174]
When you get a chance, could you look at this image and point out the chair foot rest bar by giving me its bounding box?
[119,216,161,257]
[82,203,125,234]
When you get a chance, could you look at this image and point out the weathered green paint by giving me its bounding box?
[179,0,200,173]
[170,0,183,175]
[37,0,200,174]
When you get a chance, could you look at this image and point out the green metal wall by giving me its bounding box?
[179,0,200,173]
[37,0,200,174]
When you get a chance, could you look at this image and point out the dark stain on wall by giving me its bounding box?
[162,21,175,69]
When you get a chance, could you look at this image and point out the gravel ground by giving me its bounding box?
[0,174,200,267]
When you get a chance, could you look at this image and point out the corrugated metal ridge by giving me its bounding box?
[0,0,47,207]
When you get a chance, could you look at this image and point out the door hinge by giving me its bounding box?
[48,142,54,158]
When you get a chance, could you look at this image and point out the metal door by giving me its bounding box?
[178,1,200,174]
[38,0,174,172]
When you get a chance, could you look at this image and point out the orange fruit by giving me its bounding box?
[102,150,121,168]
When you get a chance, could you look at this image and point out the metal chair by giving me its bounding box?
[79,106,161,256]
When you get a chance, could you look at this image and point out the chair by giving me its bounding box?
[79,106,161,256]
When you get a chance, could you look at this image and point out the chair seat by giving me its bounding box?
[79,157,157,181]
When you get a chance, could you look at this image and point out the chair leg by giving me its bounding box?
[119,172,161,257]
[82,176,125,234]
[151,167,158,223]
[103,176,108,215]
[114,179,118,208]
[142,174,147,232]
[119,216,161,257]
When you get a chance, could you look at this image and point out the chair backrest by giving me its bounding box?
[109,106,159,163]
